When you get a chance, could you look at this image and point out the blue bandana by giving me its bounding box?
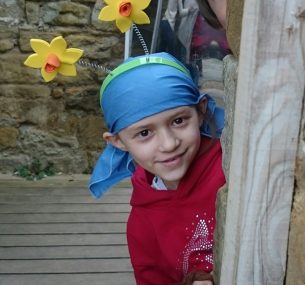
[89,52,224,198]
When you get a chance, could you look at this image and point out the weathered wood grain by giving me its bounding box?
[0,176,135,285]
[0,245,129,259]
[0,194,131,204]
[0,203,131,213]
[220,0,305,284]
[0,259,133,273]
[0,212,128,223]
[0,222,126,234]
[0,234,127,246]
[0,273,135,285]
[0,187,132,196]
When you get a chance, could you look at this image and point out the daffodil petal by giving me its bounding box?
[133,10,150,24]
[116,17,132,33]
[99,6,117,21]
[30,39,50,58]
[132,0,151,10]
[24,53,44,68]
[58,63,77,76]
[41,68,57,82]
[50,36,67,56]
[105,0,117,5]
[60,48,83,64]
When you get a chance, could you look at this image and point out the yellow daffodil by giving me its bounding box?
[99,0,151,33]
[24,36,84,82]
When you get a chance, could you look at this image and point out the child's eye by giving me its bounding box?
[173,117,184,125]
[137,129,150,138]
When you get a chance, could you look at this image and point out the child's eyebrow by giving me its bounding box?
[126,107,193,132]
[167,107,193,118]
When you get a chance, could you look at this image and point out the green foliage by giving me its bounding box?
[14,158,57,181]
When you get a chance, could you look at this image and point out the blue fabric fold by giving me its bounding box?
[89,144,135,198]
[89,52,224,198]
[200,94,224,138]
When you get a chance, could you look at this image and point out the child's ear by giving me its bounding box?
[103,132,127,151]
[197,97,208,124]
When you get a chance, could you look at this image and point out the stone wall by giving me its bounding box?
[0,0,124,173]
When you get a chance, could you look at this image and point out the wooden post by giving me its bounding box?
[219,0,305,284]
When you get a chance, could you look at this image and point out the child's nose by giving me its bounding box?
[158,130,180,152]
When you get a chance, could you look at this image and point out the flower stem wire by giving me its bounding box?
[132,23,149,56]
[77,59,112,74]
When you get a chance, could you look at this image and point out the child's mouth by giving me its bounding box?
[159,150,187,166]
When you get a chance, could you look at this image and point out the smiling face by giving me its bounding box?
[104,102,206,190]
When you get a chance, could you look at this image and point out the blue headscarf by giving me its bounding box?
[89,52,224,198]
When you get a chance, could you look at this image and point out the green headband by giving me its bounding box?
[100,56,190,99]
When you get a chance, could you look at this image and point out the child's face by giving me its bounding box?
[105,103,206,190]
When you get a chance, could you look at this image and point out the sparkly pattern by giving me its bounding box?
[178,214,214,275]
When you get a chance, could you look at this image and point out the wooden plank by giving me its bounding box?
[0,273,135,285]
[0,175,131,189]
[0,187,132,196]
[0,194,131,204]
[0,213,128,223]
[0,203,131,213]
[220,0,305,284]
[0,177,134,283]
[0,234,127,246]
[0,223,126,234]
[0,259,133,273]
[0,245,129,259]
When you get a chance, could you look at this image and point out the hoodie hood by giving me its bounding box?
[130,137,224,207]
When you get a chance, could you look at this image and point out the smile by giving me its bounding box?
[158,149,187,165]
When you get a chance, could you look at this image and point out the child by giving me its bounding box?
[89,52,225,285]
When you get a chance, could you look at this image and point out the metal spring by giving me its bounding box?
[77,59,112,74]
[133,24,149,55]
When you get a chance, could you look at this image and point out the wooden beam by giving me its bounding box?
[220,0,305,284]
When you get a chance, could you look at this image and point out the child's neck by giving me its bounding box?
[152,176,178,190]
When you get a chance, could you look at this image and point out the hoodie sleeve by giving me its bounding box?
[127,208,177,285]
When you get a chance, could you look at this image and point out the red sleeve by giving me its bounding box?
[127,208,177,285]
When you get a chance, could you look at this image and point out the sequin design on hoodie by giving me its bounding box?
[178,214,214,275]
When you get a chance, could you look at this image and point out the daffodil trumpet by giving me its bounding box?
[98,0,151,33]
[24,36,84,82]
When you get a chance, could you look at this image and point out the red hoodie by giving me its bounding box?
[127,138,225,285]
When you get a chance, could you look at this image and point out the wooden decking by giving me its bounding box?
[0,174,135,285]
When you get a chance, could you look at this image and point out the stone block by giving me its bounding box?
[0,0,25,26]
[77,115,105,150]
[0,84,51,99]
[0,39,14,52]
[19,29,59,52]
[65,34,120,60]
[0,97,49,128]
[17,126,88,173]
[42,1,91,26]
[25,1,40,24]
[0,52,42,84]
[91,0,118,32]
[64,86,100,114]
[0,26,18,38]
[0,152,29,173]
[0,127,19,149]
